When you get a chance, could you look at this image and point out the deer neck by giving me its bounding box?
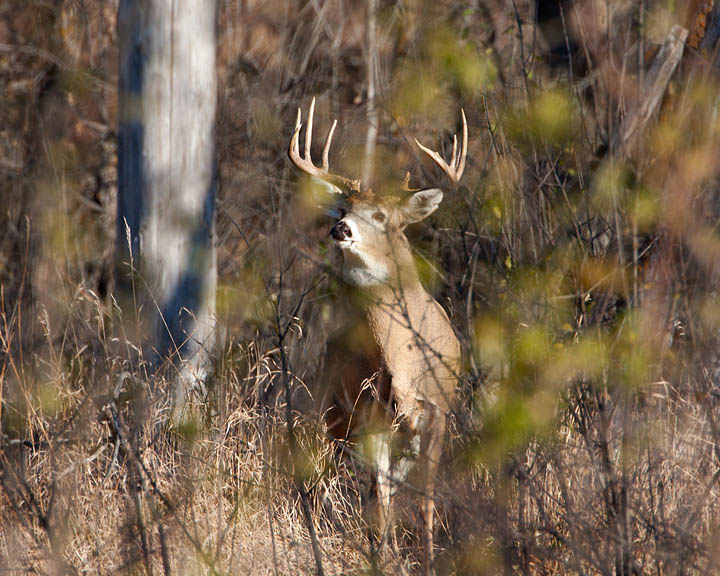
[362,275,432,366]
[341,236,432,365]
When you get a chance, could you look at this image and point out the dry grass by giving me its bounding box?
[4,0,720,574]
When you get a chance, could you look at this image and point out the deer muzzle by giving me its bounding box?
[330,220,352,242]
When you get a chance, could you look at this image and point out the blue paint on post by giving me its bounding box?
[117,0,145,284]
[160,170,216,361]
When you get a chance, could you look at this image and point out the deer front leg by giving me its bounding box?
[367,430,394,546]
[394,397,446,576]
[417,403,446,576]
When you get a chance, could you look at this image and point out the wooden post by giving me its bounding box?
[117,0,217,420]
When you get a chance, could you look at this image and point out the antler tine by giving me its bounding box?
[290,107,302,161]
[305,97,315,161]
[450,134,458,170]
[457,108,468,180]
[322,120,337,171]
[287,98,361,194]
[415,108,468,186]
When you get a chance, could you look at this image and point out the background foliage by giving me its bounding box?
[2,0,720,574]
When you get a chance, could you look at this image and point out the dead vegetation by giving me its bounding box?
[3,0,720,574]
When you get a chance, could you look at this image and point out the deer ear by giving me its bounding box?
[400,188,443,225]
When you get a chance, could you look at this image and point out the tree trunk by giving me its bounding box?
[117,0,217,420]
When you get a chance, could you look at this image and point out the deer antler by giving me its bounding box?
[415,109,468,186]
[289,97,361,194]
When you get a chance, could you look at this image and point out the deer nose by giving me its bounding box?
[330,221,351,241]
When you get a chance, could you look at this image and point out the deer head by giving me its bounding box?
[289,98,467,288]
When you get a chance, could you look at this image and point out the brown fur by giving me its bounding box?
[327,193,460,575]
[289,102,466,574]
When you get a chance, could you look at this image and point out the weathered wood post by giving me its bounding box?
[117,0,217,420]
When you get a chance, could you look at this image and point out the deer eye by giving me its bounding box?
[372,211,386,223]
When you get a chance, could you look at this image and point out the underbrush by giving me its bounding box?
[4,0,720,574]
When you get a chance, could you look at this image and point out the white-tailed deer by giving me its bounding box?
[289,98,466,574]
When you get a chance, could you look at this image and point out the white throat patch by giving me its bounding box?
[342,244,389,286]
